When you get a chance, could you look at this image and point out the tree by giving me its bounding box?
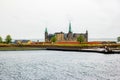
[0,36,2,43]
[77,35,84,43]
[117,37,120,42]
[5,35,12,44]
[51,36,57,43]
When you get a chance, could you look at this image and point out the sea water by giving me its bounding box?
[0,50,120,80]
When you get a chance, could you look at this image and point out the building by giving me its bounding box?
[45,22,88,42]
[14,40,32,44]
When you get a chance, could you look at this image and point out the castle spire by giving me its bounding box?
[86,30,88,42]
[45,27,48,33]
[45,27,48,42]
[69,22,72,33]
[86,30,88,34]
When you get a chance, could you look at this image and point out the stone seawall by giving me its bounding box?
[46,47,120,54]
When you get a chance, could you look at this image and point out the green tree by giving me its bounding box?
[117,37,120,42]
[77,35,84,43]
[51,36,57,43]
[0,36,2,43]
[5,35,12,44]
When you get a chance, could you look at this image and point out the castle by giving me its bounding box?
[45,22,88,42]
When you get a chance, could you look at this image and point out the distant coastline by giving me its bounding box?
[89,38,117,41]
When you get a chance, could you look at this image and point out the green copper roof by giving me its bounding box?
[45,27,48,33]
[69,22,72,33]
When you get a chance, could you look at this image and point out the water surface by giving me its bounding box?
[0,50,120,80]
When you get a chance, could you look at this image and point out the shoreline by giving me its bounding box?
[46,47,120,54]
[0,46,120,54]
[0,44,120,53]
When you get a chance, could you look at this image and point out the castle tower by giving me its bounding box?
[45,27,48,42]
[67,22,73,41]
[86,30,88,42]
[69,22,72,33]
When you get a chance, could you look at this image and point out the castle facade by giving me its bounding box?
[45,23,88,42]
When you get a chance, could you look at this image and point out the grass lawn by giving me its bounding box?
[0,47,45,51]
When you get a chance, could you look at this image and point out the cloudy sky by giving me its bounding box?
[0,0,120,39]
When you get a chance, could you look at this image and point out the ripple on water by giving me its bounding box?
[0,51,120,80]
